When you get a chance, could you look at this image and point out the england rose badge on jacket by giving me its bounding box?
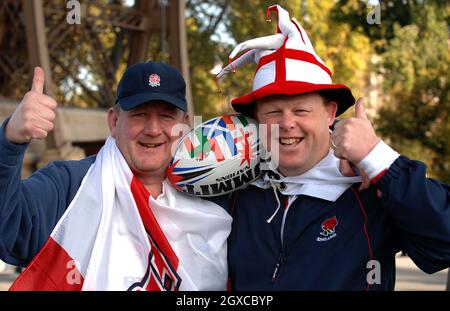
[316,216,338,242]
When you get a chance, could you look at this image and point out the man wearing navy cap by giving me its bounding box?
[0,62,232,290]
[110,62,189,198]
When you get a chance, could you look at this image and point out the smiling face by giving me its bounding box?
[108,101,189,180]
[255,93,337,176]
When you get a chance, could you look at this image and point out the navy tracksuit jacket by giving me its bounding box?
[1,119,449,290]
[226,156,450,290]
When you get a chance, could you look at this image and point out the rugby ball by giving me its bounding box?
[167,114,261,197]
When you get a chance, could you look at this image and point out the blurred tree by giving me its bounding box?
[297,0,372,116]
[185,0,232,120]
[375,4,449,181]
[331,0,448,53]
[45,0,133,108]
[186,0,372,119]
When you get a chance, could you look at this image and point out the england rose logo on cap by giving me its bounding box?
[148,73,160,87]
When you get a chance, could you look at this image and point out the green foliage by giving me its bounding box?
[45,0,132,108]
[376,4,449,181]
[186,0,232,118]
[331,0,448,52]
[298,1,372,98]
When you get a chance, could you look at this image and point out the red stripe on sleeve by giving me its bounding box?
[371,169,387,184]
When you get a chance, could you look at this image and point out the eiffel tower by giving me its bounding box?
[0,0,192,174]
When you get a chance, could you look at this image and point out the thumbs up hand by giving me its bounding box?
[330,97,380,164]
[5,67,58,144]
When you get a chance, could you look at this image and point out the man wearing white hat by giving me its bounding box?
[217,5,450,290]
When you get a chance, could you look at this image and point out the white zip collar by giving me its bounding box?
[254,150,362,223]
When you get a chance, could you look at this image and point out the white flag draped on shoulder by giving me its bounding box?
[10,137,232,291]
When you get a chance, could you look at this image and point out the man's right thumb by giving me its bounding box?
[354,97,368,119]
[31,67,45,94]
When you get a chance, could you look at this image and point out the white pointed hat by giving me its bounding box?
[217,5,355,116]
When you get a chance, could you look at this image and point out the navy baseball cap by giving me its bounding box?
[116,61,187,111]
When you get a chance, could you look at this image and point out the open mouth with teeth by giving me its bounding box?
[279,137,303,146]
[139,142,164,148]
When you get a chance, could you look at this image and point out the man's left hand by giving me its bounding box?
[331,97,380,164]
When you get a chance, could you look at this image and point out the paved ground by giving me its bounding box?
[395,255,448,290]
[0,267,18,291]
[0,255,448,291]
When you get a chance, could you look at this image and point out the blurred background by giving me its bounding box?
[0,0,448,290]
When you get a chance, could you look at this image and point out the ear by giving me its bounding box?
[107,107,119,138]
[325,101,338,126]
[183,112,190,126]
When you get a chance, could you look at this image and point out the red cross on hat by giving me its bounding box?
[216,5,355,116]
